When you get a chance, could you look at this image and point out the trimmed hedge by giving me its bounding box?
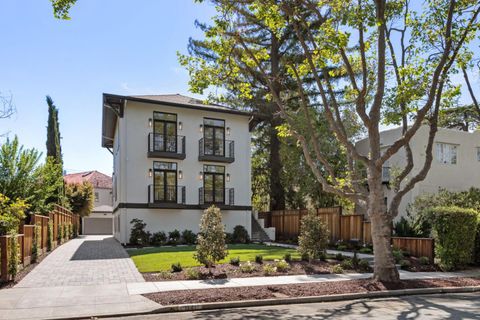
[429,206,479,271]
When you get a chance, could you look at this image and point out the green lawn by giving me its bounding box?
[128,244,300,273]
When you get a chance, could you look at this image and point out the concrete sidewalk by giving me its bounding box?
[126,270,480,295]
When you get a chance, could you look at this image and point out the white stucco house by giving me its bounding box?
[64,170,113,234]
[101,93,254,244]
[356,126,480,218]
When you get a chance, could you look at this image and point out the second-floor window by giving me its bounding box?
[153,112,177,153]
[153,161,177,202]
[203,165,225,204]
[436,142,457,165]
[204,118,225,156]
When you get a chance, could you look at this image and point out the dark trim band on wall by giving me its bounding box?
[113,203,252,213]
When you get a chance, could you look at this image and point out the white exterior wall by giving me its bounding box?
[112,100,252,243]
[93,188,112,207]
[356,126,480,219]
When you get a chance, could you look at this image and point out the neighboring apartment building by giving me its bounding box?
[356,126,480,218]
[101,93,253,244]
[63,170,113,234]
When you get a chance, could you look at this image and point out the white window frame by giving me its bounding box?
[435,142,458,165]
[477,147,480,162]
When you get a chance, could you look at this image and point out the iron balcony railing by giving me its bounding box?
[148,133,186,158]
[148,184,186,205]
[198,138,234,162]
[198,187,234,206]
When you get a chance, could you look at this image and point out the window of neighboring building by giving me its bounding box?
[153,161,177,202]
[477,147,480,162]
[203,165,225,204]
[203,118,225,157]
[95,192,99,202]
[435,143,457,165]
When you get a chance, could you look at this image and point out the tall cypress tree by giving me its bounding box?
[46,95,62,165]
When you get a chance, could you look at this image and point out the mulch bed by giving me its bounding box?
[143,260,371,282]
[144,277,480,305]
[401,257,441,272]
[0,251,51,290]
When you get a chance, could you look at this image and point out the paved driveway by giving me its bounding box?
[16,235,144,288]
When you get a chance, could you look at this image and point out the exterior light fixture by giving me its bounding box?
[226,173,230,182]
[199,171,203,180]
[179,121,183,130]
[148,118,152,127]
[199,124,203,133]
[226,127,231,135]
[148,168,153,177]
[179,170,183,179]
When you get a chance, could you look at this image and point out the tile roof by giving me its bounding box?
[64,171,112,189]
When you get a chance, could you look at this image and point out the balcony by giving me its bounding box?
[198,138,234,163]
[148,133,186,159]
[148,184,186,208]
[199,187,234,206]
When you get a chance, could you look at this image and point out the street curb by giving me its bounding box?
[71,285,480,319]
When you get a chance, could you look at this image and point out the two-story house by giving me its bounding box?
[64,170,113,235]
[101,93,253,244]
[355,125,480,218]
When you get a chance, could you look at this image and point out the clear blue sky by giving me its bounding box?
[0,0,215,176]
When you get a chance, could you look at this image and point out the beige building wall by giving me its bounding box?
[356,126,480,219]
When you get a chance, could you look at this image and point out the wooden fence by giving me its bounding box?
[0,205,79,282]
[261,208,435,261]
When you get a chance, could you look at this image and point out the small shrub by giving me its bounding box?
[168,229,181,245]
[297,210,329,261]
[171,262,183,273]
[232,225,250,244]
[194,206,227,271]
[155,271,173,280]
[129,218,150,246]
[332,264,344,274]
[394,216,419,237]
[301,253,309,261]
[255,254,263,264]
[400,259,412,270]
[230,256,240,266]
[8,233,20,280]
[181,230,196,245]
[62,224,68,241]
[359,247,373,254]
[224,232,234,244]
[340,258,354,269]
[430,206,478,271]
[336,245,347,251]
[275,259,290,272]
[418,256,430,265]
[185,268,201,280]
[358,259,370,271]
[335,253,344,261]
[263,264,277,275]
[150,231,167,246]
[57,224,64,243]
[240,261,256,273]
[393,249,404,263]
[283,253,292,262]
[47,221,54,251]
[73,223,78,238]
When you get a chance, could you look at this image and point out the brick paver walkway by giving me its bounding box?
[15,235,144,288]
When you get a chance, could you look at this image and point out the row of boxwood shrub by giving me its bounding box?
[129,218,250,246]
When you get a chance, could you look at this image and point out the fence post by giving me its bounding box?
[0,236,9,282]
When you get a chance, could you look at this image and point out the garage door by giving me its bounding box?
[83,217,113,235]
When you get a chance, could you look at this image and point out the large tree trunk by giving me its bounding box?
[368,166,399,282]
[269,119,285,211]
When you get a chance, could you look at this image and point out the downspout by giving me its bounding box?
[123,99,128,245]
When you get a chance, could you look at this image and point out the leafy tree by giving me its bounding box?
[33,157,66,214]
[192,0,480,282]
[0,194,27,236]
[65,181,94,217]
[50,0,77,20]
[195,206,227,272]
[46,96,63,165]
[439,104,480,131]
